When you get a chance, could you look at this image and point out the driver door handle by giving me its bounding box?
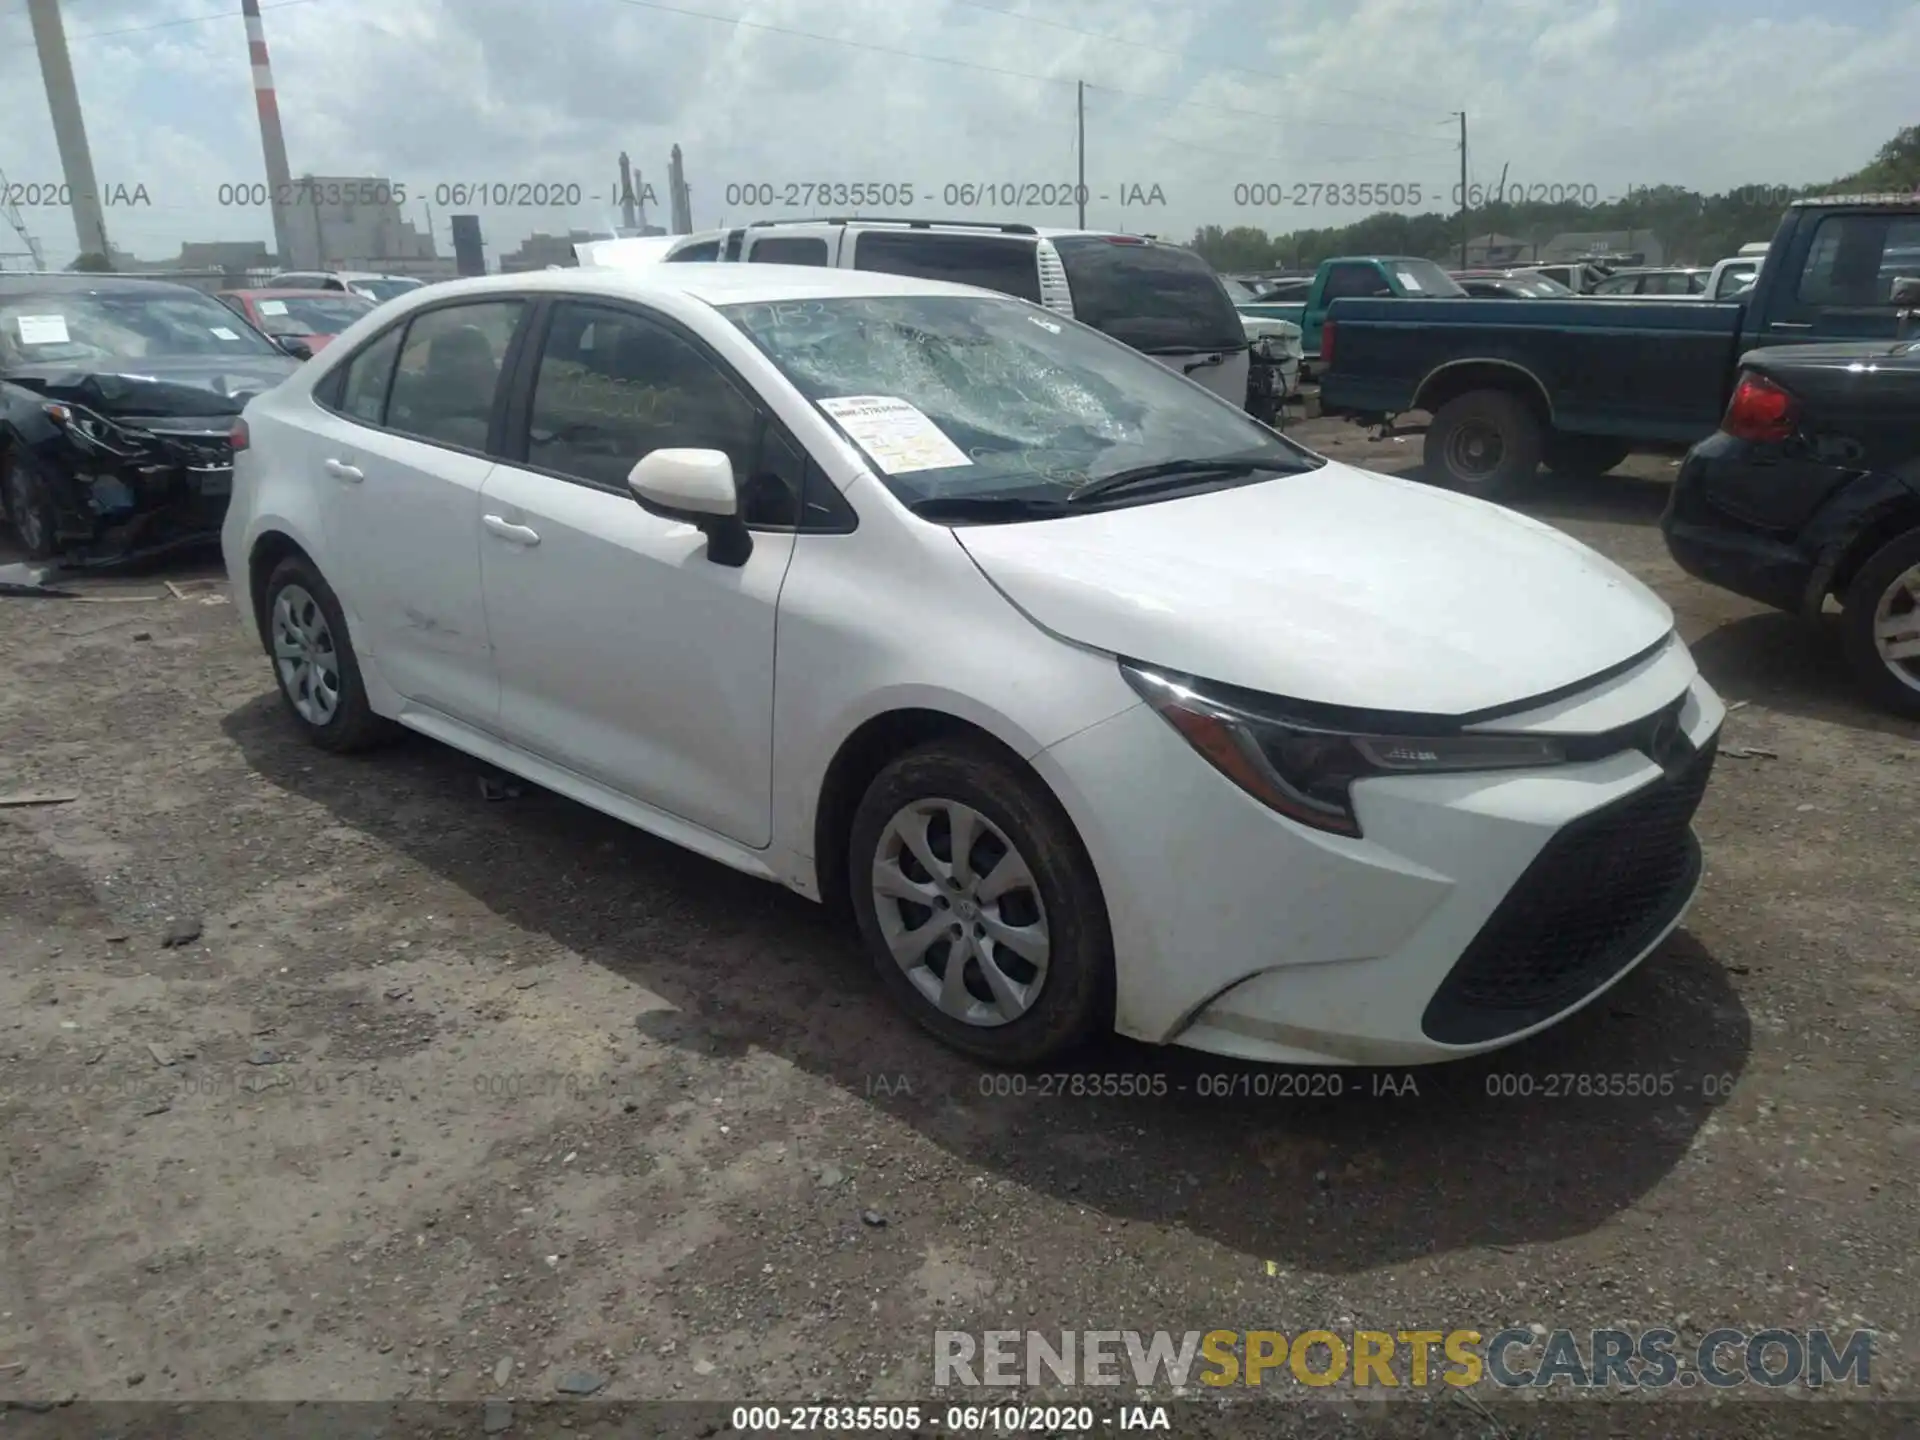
[482,514,541,547]
[323,458,364,483]
[1768,321,1812,330]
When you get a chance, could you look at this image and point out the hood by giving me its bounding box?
[954,460,1673,716]
[4,354,298,418]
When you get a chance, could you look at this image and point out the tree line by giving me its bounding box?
[1191,125,1920,273]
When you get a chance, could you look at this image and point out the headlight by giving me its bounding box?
[43,401,149,457]
[1121,662,1565,837]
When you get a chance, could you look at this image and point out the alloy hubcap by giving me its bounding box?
[271,583,342,725]
[870,798,1050,1028]
[1872,562,1920,694]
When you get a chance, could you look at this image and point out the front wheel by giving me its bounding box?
[1423,390,1544,500]
[1840,528,1920,719]
[3,455,61,561]
[848,740,1113,1067]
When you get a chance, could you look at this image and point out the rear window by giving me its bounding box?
[748,236,830,266]
[852,232,1042,303]
[1053,237,1246,353]
[667,239,721,263]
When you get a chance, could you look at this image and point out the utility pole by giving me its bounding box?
[27,0,110,265]
[1076,81,1087,229]
[1456,110,1468,268]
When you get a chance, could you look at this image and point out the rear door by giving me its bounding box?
[304,297,528,724]
[1760,209,1920,346]
[1051,236,1251,403]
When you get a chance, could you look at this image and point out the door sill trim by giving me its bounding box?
[395,704,781,885]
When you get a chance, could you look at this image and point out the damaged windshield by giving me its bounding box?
[721,294,1316,509]
[0,285,283,369]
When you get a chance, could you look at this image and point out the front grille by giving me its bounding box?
[1421,736,1717,1046]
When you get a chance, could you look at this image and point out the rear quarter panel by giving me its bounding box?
[1319,296,1745,441]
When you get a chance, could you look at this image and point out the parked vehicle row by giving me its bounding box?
[1317,194,1920,496]
[217,262,1725,1069]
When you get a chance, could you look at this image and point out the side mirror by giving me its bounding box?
[274,335,313,360]
[627,448,753,567]
[1891,276,1920,307]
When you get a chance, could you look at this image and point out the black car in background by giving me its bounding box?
[1663,337,1920,717]
[0,274,298,564]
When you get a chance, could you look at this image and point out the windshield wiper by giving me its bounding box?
[1065,455,1302,506]
[1137,341,1249,356]
[908,494,1077,523]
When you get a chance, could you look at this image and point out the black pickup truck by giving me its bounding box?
[1318,194,1920,497]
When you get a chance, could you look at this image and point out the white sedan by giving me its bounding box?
[222,263,1725,1068]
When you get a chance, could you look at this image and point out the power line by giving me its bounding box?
[603,0,1453,143]
[938,0,1454,121]
[0,0,326,45]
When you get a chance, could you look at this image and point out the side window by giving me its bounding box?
[667,239,720,262]
[330,324,405,425]
[385,300,524,451]
[740,423,805,529]
[851,233,1043,303]
[1593,275,1634,295]
[1322,264,1387,301]
[1798,214,1920,306]
[525,301,758,489]
[747,236,830,266]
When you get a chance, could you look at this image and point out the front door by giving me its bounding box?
[479,298,800,848]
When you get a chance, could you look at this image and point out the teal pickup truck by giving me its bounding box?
[1318,194,1920,497]
[1236,256,1465,372]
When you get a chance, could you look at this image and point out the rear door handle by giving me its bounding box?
[1767,321,1812,330]
[323,458,364,483]
[482,514,540,547]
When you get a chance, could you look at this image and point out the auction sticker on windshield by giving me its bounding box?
[16,314,69,345]
[210,326,241,340]
[819,395,971,474]
[259,300,289,315]
[1397,271,1425,292]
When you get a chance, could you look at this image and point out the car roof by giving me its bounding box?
[273,270,411,281]
[426,262,1020,307]
[0,273,209,296]
[224,287,371,299]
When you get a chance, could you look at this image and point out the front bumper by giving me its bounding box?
[32,426,233,567]
[1032,642,1725,1065]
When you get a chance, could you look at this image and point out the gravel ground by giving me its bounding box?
[0,419,1914,1437]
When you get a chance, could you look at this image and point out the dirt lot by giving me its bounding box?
[1,419,1915,1434]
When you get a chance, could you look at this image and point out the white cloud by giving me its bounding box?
[0,0,1913,267]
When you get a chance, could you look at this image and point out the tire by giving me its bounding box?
[1423,389,1545,500]
[848,739,1113,1067]
[261,555,399,752]
[3,454,61,561]
[1544,433,1632,476]
[1839,527,1920,720]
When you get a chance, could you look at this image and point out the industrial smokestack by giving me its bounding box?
[26,0,109,264]
[242,0,301,268]
[618,152,637,231]
[668,145,691,235]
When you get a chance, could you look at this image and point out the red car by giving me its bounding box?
[217,288,375,359]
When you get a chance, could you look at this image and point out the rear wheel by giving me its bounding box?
[262,555,399,752]
[1840,528,1920,719]
[1423,390,1544,501]
[1544,433,1632,476]
[2,455,61,561]
[848,739,1112,1067]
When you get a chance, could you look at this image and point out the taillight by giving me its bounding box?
[229,418,250,452]
[1320,319,1336,369]
[1721,371,1796,443]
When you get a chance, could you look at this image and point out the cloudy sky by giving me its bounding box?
[0,0,1914,267]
